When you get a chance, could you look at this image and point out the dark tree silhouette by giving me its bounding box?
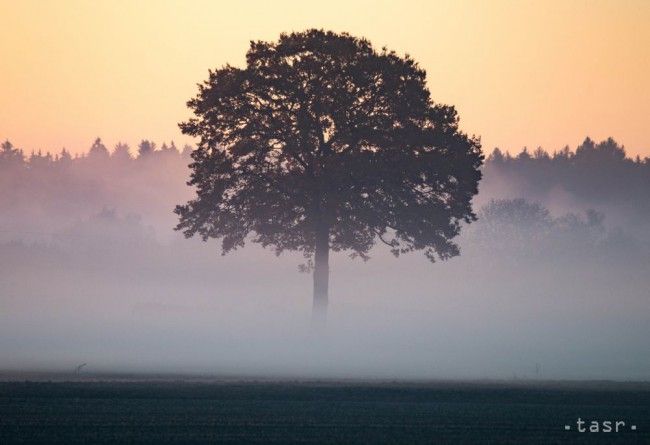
[475,198,553,250]
[174,30,483,319]
[112,142,132,162]
[138,139,156,158]
[58,148,72,164]
[0,140,25,168]
[483,136,648,210]
[88,137,109,160]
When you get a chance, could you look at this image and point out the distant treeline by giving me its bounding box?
[0,138,194,239]
[2,136,648,187]
[482,137,650,219]
[2,136,648,193]
[1,135,649,242]
[0,138,193,165]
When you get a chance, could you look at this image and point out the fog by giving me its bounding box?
[1,137,649,380]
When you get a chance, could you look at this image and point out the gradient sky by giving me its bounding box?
[1,0,649,157]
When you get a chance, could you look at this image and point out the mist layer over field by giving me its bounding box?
[1,138,649,380]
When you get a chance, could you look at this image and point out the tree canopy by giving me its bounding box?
[175,30,483,267]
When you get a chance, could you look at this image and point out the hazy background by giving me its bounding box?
[1,0,649,380]
[1,0,650,158]
[1,137,648,380]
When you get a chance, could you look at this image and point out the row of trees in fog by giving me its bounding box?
[0,138,193,168]
[3,136,649,187]
[1,135,649,246]
[484,137,650,212]
[0,138,194,240]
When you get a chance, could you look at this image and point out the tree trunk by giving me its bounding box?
[312,223,329,324]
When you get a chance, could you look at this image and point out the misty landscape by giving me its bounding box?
[2,136,648,380]
[2,4,650,441]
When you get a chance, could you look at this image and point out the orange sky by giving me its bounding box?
[1,0,649,157]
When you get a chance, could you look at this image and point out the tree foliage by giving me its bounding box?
[175,30,483,264]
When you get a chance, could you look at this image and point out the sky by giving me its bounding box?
[1,0,649,157]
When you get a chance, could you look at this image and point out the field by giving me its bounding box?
[1,376,649,444]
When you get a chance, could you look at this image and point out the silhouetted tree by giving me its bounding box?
[29,150,53,170]
[58,148,72,164]
[137,139,156,158]
[533,147,549,160]
[181,144,193,159]
[175,30,483,319]
[88,137,109,160]
[555,145,571,160]
[160,141,178,155]
[471,198,613,263]
[0,140,25,168]
[517,147,531,161]
[480,198,552,236]
[489,147,506,163]
[112,142,132,162]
